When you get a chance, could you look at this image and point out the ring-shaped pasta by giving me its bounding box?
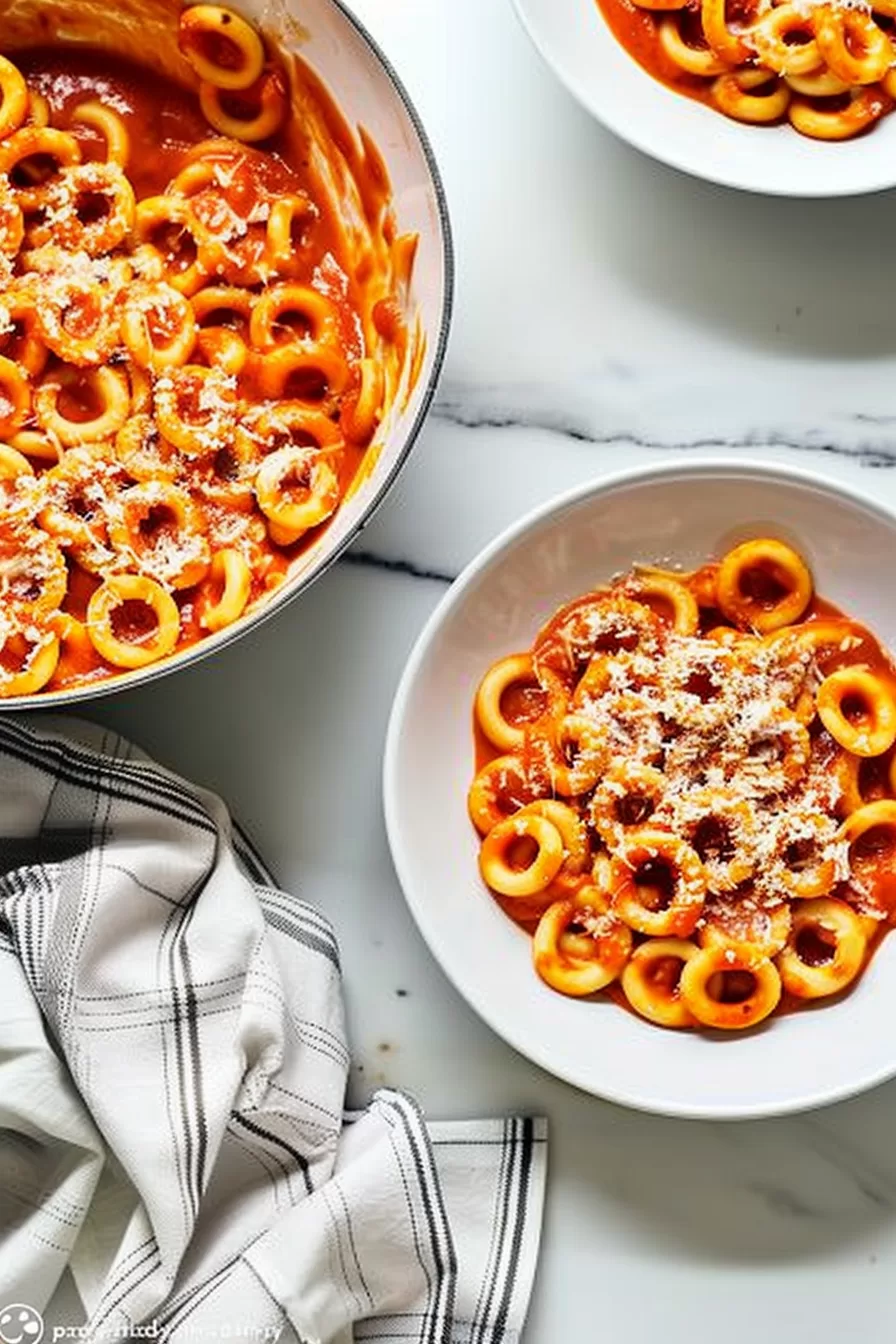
[533,891,633,997]
[248,282,342,352]
[254,446,341,539]
[0,355,31,437]
[9,430,59,464]
[475,653,547,752]
[776,898,866,999]
[815,7,891,85]
[699,899,792,958]
[34,366,130,446]
[468,754,541,835]
[480,812,565,898]
[838,799,896,911]
[624,572,699,635]
[680,948,781,1029]
[716,538,812,632]
[38,444,121,569]
[34,276,120,368]
[153,364,238,454]
[657,18,727,76]
[340,358,385,446]
[108,480,211,589]
[40,161,135,255]
[0,181,23,257]
[199,547,252,632]
[199,70,288,143]
[590,760,666,849]
[115,415,178,483]
[547,713,607,796]
[178,5,267,90]
[517,800,591,894]
[0,631,60,698]
[766,617,866,670]
[739,716,811,795]
[784,66,849,97]
[789,89,890,140]
[265,193,318,273]
[620,938,700,1028]
[0,127,81,211]
[534,591,663,683]
[70,100,130,167]
[675,790,757,893]
[0,57,29,141]
[751,5,821,74]
[816,667,896,757]
[237,404,345,466]
[121,281,198,371]
[86,574,181,670]
[712,70,791,125]
[0,527,67,621]
[133,195,212,296]
[0,443,33,480]
[775,813,840,900]
[610,829,706,937]
[191,283,255,331]
[700,0,752,64]
[254,343,351,409]
[196,327,249,375]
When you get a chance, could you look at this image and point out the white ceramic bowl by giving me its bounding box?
[512,0,896,196]
[385,460,896,1119]
[5,0,451,708]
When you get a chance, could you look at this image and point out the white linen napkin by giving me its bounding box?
[0,716,547,1344]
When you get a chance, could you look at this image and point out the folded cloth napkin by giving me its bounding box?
[0,717,546,1344]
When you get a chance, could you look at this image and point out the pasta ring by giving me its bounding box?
[34,274,120,368]
[0,443,33,480]
[191,283,255,331]
[254,446,341,539]
[480,813,565,898]
[8,430,59,464]
[0,355,31,437]
[620,938,700,1028]
[548,713,608,796]
[533,890,633,997]
[623,572,699,634]
[134,196,212,296]
[0,526,67,621]
[196,327,249,376]
[70,100,130,167]
[153,364,238,454]
[340,358,385,446]
[838,799,896,914]
[712,70,791,125]
[784,67,849,98]
[816,667,896,757]
[179,5,267,90]
[254,343,350,409]
[609,829,707,937]
[788,89,890,141]
[0,630,60,698]
[699,899,792,959]
[236,403,345,467]
[121,282,198,371]
[701,0,752,62]
[115,415,178,483]
[265,193,318,273]
[680,948,781,1029]
[674,790,757,893]
[38,444,121,570]
[86,574,181,669]
[199,70,288,143]
[200,548,252,632]
[467,754,541,835]
[776,898,867,999]
[108,481,210,589]
[34,366,131,446]
[517,799,591,898]
[0,57,29,141]
[0,127,81,211]
[590,760,666,849]
[41,161,135,255]
[815,7,891,85]
[751,5,820,75]
[475,653,548,752]
[716,538,812,632]
[249,282,342,352]
[657,18,727,76]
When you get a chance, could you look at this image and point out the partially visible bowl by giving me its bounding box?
[1,0,451,707]
[385,460,896,1119]
[512,0,896,197]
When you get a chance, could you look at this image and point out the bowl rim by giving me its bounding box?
[510,0,896,199]
[384,456,896,1119]
[4,0,454,712]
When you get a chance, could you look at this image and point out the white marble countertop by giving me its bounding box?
[88,0,896,1338]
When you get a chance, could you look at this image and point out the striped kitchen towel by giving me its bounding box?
[0,717,546,1344]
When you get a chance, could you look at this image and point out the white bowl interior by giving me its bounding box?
[386,463,896,1118]
[513,0,896,196]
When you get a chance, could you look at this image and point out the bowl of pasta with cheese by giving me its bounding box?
[0,0,451,704]
[385,461,896,1118]
[513,0,896,196]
